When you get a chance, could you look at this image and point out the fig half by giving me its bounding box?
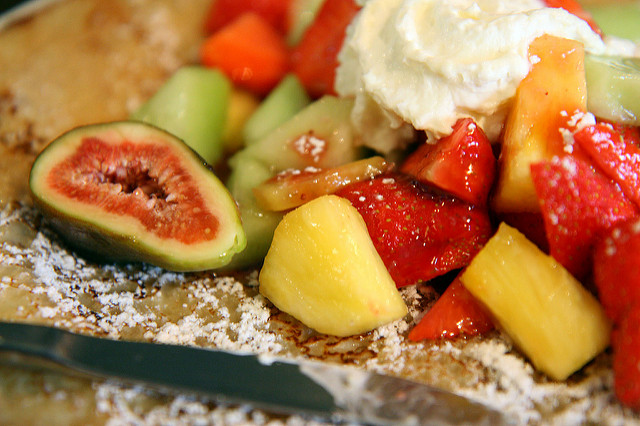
[29,121,246,271]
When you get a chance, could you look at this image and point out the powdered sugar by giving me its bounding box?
[1,202,640,423]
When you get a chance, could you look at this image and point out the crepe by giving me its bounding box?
[0,0,639,424]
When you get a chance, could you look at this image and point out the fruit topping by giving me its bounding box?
[530,156,638,280]
[242,74,310,146]
[460,223,611,381]
[585,54,640,126]
[231,95,362,173]
[612,307,640,411]
[336,174,492,288]
[594,217,640,322]
[131,66,231,166]
[574,121,640,209]
[225,156,284,270]
[401,118,496,206]
[259,195,407,336]
[253,156,391,211]
[408,275,494,341]
[201,13,289,96]
[29,121,246,271]
[289,0,360,97]
[204,0,291,36]
[492,35,587,213]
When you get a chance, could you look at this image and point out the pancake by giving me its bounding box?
[0,0,639,424]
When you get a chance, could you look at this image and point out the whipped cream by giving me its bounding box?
[336,0,616,149]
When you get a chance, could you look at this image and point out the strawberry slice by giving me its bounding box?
[593,217,640,323]
[574,122,640,209]
[336,174,492,288]
[400,118,496,206]
[531,156,638,280]
[289,0,360,97]
[496,212,549,252]
[593,218,640,410]
[612,306,640,410]
[408,276,494,341]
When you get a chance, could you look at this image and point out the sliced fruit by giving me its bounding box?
[200,13,289,96]
[204,0,291,35]
[253,156,390,211]
[131,66,231,165]
[243,74,311,146]
[259,195,407,337]
[496,212,549,252]
[574,122,640,208]
[612,306,640,410]
[222,89,260,154]
[400,118,496,206]
[224,155,284,270]
[289,0,360,97]
[593,217,640,324]
[336,174,492,288]
[232,96,362,172]
[29,121,246,271]
[460,223,611,381]
[408,276,494,341]
[531,156,638,280]
[286,0,325,46]
[585,54,640,126]
[492,35,587,213]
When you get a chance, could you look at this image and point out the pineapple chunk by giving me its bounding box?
[460,223,611,381]
[259,195,407,336]
[492,35,587,213]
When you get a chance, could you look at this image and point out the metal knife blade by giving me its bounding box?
[0,321,510,425]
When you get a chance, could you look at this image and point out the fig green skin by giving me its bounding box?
[29,121,246,272]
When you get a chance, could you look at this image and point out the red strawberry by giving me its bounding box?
[408,276,494,341]
[593,217,640,323]
[336,174,492,288]
[401,118,496,206]
[289,0,360,97]
[531,156,638,280]
[612,306,640,410]
[496,212,549,252]
[574,122,640,209]
[603,120,640,147]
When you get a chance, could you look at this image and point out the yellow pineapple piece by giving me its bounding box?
[222,89,260,153]
[492,35,587,213]
[460,223,611,381]
[259,195,407,336]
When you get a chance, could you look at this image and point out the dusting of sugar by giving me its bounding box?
[94,381,330,425]
[292,134,326,163]
[559,156,578,176]
[466,122,476,133]
[2,203,639,424]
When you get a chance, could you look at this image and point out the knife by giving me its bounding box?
[0,321,509,425]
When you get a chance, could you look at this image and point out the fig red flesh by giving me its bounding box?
[48,137,218,244]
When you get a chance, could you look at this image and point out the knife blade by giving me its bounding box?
[0,321,509,425]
